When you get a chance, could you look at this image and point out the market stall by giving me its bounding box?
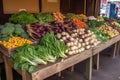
[0,10,120,80]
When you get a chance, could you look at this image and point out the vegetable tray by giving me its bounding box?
[0,40,38,57]
[0,44,15,57]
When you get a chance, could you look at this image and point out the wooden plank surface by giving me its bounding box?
[93,35,120,55]
[31,49,92,80]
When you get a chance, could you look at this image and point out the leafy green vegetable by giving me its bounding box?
[10,44,47,72]
[86,20,106,28]
[35,12,54,23]
[1,23,15,36]
[0,23,29,41]
[39,32,68,58]
[89,28,109,43]
[9,11,37,25]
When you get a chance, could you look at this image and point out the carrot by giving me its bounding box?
[72,18,87,28]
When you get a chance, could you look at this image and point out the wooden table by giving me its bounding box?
[1,35,120,80]
[92,35,120,70]
[2,48,93,80]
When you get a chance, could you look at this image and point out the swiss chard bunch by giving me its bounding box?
[39,32,68,58]
[10,44,47,72]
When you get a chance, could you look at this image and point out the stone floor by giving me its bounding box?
[1,48,120,80]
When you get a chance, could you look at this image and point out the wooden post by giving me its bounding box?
[70,65,74,72]
[111,43,117,58]
[116,41,120,56]
[85,57,92,80]
[3,55,13,80]
[93,53,99,70]
[58,72,61,77]
[22,70,27,80]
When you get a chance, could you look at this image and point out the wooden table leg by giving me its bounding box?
[22,70,31,80]
[111,43,117,58]
[70,65,74,72]
[57,72,62,77]
[93,53,99,70]
[3,55,13,80]
[85,57,92,80]
[116,41,120,56]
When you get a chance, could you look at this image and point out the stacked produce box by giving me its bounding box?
[0,11,120,72]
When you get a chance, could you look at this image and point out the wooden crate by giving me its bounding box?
[0,40,37,57]
[0,44,16,57]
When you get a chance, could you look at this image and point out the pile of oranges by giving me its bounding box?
[0,36,32,49]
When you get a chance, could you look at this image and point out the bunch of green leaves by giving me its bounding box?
[10,44,47,72]
[0,23,29,41]
[89,28,109,43]
[86,20,106,28]
[9,11,37,25]
[39,32,68,58]
[35,46,56,62]
[35,12,54,23]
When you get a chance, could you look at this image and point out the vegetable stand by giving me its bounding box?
[1,35,120,80]
[1,47,93,80]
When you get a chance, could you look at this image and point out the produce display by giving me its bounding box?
[56,29,100,55]
[10,32,67,72]
[86,20,105,28]
[89,28,109,43]
[99,25,119,38]
[53,12,65,22]
[0,23,29,41]
[25,22,52,40]
[35,12,54,23]
[65,13,81,20]
[112,21,120,28]
[79,14,88,22]
[97,16,105,21]
[1,11,120,73]
[72,18,87,28]
[0,36,32,48]
[9,11,37,25]
[50,20,77,34]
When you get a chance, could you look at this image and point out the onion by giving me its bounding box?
[62,32,67,36]
[66,35,70,38]
[85,45,90,49]
[78,43,81,48]
[65,50,69,53]
[56,33,61,39]
[81,47,85,52]
[85,41,89,45]
[62,36,67,40]
[70,37,74,41]
[60,39,64,42]
[67,51,73,55]
[67,43,71,47]
[79,39,83,42]
[73,30,77,33]
[71,34,76,37]
[82,43,85,46]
